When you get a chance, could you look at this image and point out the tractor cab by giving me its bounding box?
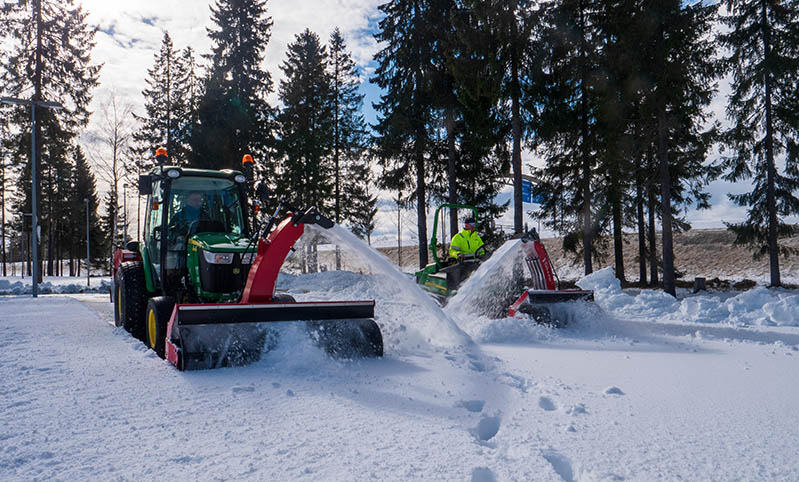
[138,166,255,303]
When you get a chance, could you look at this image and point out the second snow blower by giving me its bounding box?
[506,228,594,325]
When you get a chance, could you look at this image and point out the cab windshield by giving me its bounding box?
[169,177,245,237]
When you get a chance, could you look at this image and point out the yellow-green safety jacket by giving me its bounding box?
[449,229,485,259]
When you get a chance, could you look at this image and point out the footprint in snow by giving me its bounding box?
[604,386,625,396]
[542,450,575,482]
[232,385,255,393]
[457,400,485,413]
[539,396,557,411]
[474,416,501,442]
[471,467,497,482]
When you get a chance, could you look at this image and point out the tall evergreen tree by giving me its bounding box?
[328,28,369,224]
[466,0,537,235]
[719,0,799,287]
[1,0,100,277]
[70,146,103,270]
[132,32,197,169]
[532,0,602,275]
[642,0,720,295]
[373,0,439,268]
[191,0,274,171]
[275,29,334,210]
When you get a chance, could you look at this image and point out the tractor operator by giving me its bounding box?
[449,216,485,260]
[170,190,209,241]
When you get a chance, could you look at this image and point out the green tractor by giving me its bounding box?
[414,203,487,302]
[111,151,383,370]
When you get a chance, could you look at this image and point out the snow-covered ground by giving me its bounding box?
[2,239,799,481]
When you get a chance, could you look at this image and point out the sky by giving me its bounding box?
[73,0,784,246]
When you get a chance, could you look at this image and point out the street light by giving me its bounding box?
[1,96,63,297]
[84,198,90,287]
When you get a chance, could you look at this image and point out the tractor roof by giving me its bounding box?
[148,166,245,180]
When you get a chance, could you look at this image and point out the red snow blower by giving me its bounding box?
[507,228,594,325]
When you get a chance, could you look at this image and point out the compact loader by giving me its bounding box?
[111,150,382,370]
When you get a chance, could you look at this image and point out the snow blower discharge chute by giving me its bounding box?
[507,228,594,324]
[111,150,383,370]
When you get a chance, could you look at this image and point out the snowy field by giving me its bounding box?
[2,239,799,481]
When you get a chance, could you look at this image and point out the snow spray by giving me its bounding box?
[304,224,473,349]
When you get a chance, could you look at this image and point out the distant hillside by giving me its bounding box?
[369,229,799,285]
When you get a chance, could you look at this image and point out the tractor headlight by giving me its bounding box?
[241,252,255,264]
[234,174,246,183]
[166,169,181,178]
[203,251,234,265]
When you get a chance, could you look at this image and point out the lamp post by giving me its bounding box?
[1,96,63,297]
[84,198,90,286]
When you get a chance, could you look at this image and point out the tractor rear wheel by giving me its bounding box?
[118,261,148,341]
[146,296,174,359]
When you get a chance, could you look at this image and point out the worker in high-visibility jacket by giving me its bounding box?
[449,216,486,260]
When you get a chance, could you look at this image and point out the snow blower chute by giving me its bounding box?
[111,151,382,370]
[507,228,594,325]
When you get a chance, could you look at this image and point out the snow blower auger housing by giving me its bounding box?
[507,228,594,325]
[111,150,383,370]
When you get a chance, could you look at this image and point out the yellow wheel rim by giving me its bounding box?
[117,285,122,319]
[148,309,157,349]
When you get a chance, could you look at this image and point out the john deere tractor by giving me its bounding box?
[111,151,382,370]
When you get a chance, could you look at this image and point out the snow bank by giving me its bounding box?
[0,276,111,295]
[578,267,799,327]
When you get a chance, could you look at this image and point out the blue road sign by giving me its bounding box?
[521,179,532,203]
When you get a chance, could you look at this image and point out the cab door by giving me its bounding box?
[144,180,163,285]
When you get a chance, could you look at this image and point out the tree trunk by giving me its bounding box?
[657,107,676,297]
[648,188,658,286]
[446,106,458,238]
[416,139,428,269]
[761,0,780,287]
[636,183,647,285]
[612,192,625,282]
[579,0,593,275]
[511,30,523,235]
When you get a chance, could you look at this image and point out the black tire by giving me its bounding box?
[145,296,174,359]
[118,261,148,341]
[112,274,122,327]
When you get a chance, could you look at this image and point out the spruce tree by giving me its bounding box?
[641,0,720,295]
[328,28,368,224]
[466,0,537,235]
[719,0,799,287]
[532,0,602,275]
[70,146,104,269]
[372,0,439,268]
[191,0,274,171]
[132,32,196,169]
[1,0,100,277]
[274,29,334,210]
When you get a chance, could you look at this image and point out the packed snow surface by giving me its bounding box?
[2,258,799,480]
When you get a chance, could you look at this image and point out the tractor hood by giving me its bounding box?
[188,233,255,253]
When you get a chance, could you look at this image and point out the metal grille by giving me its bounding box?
[526,254,547,290]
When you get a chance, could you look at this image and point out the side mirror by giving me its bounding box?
[153,226,161,242]
[138,175,153,195]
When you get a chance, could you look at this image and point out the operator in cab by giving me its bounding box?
[171,190,206,237]
[449,216,485,260]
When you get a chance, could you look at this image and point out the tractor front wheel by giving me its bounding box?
[118,261,148,341]
[146,296,174,359]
